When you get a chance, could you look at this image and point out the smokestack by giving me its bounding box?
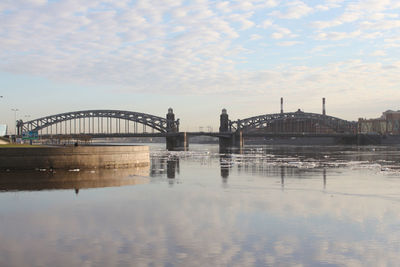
[280,97,283,114]
[322,97,326,115]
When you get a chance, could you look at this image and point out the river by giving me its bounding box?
[1,144,400,266]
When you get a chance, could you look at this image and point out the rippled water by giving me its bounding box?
[1,144,400,266]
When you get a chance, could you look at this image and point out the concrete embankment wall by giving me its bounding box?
[0,137,9,145]
[0,145,149,170]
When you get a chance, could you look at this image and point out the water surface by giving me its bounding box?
[1,144,400,266]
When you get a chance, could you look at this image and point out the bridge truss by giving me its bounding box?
[18,110,179,136]
[229,111,357,134]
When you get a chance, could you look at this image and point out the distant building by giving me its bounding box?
[0,125,7,136]
[358,110,400,134]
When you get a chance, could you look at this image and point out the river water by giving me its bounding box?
[1,144,400,266]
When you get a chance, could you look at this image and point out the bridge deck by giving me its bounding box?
[34,132,357,139]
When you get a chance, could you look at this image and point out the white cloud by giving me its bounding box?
[230,0,278,11]
[369,12,399,21]
[361,31,383,39]
[0,0,247,94]
[259,19,273,29]
[371,50,386,57]
[259,0,279,8]
[250,34,262,41]
[215,1,231,13]
[271,27,297,39]
[0,0,400,118]
[311,12,362,29]
[270,0,313,19]
[310,0,400,41]
[315,30,361,40]
[315,2,342,11]
[384,36,400,44]
[278,41,303,46]
[229,12,255,30]
[360,20,400,30]
[347,0,392,13]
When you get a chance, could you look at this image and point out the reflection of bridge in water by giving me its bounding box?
[150,154,180,179]
[219,154,328,189]
[149,150,330,189]
[16,98,359,150]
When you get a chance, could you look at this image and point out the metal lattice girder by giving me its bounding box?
[230,111,357,133]
[20,110,179,133]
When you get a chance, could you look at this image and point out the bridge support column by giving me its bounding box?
[166,132,188,151]
[219,137,231,153]
[17,120,24,137]
[234,130,244,148]
[219,108,230,153]
[219,109,244,153]
[165,108,186,150]
[219,131,243,153]
[218,108,243,152]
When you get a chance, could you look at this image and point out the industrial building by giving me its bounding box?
[358,110,400,134]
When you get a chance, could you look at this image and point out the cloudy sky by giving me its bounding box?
[1,0,400,131]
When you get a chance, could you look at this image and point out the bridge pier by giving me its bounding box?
[219,131,243,152]
[165,108,189,151]
[219,131,244,153]
[166,133,188,151]
[219,109,243,152]
[165,108,187,151]
[17,120,23,137]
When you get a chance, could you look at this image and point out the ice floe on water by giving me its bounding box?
[150,146,400,174]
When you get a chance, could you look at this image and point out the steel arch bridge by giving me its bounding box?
[17,110,179,135]
[230,110,357,133]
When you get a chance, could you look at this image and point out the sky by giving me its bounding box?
[1,0,400,132]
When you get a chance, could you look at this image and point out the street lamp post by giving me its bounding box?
[11,108,19,137]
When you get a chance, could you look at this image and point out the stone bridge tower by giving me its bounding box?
[219,108,229,133]
[166,108,186,150]
[218,108,243,152]
[166,108,177,133]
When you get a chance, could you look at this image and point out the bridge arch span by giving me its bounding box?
[18,109,179,134]
[230,111,356,133]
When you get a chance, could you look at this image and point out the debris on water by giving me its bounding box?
[69,169,80,172]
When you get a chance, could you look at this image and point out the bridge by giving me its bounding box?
[15,98,359,150]
[17,109,179,134]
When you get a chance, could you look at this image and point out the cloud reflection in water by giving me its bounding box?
[1,146,400,266]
